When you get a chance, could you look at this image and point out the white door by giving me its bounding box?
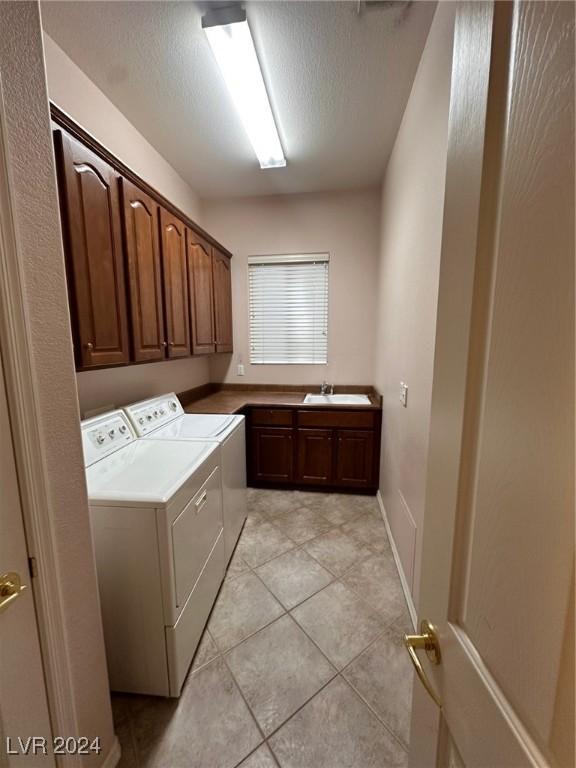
[0,347,54,766]
[407,2,574,766]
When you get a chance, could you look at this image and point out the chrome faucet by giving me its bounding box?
[320,381,334,395]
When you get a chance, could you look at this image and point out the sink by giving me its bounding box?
[303,394,372,405]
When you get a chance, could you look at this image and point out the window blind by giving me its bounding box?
[248,254,329,364]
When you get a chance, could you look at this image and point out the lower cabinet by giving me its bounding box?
[247,407,380,493]
[335,430,375,489]
[251,427,294,484]
[296,429,334,486]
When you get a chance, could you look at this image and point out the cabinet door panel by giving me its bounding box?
[251,428,293,484]
[56,131,129,368]
[335,430,375,489]
[296,429,334,486]
[159,208,190,358]
[212,248,233,353]
[121,178,166,362]
[187,230,215,355]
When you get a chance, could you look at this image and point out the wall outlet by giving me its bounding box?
[400,382,408,407]
[237,363,245,376]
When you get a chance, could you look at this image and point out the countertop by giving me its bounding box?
[184,388,381,415]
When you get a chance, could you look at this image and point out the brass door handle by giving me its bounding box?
[0,572,27,614]
[404,619,442,708]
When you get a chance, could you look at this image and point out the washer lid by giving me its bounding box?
[145,413,243,441]
[85,439,217,507]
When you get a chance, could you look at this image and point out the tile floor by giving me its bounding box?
[114,489,415,768]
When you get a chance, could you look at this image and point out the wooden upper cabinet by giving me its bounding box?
[186,230,215,355]
[159,208,190,358]
[212,247,233,353]
[120,178,166,362]
[55,130,129,368]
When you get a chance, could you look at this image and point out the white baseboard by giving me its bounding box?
[101,736,121,768]
[377,490,417,630]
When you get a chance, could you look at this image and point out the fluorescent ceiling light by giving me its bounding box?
[203,8,286,169]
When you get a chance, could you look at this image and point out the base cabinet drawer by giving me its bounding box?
[335,430,375,489]
[251,427,294,483]
[251,408,294,427]
[296,429,334,486]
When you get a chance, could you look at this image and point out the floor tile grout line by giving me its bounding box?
[212,605,287,657]
[221,650,269,754]
[255,670,339,745]
[222,611,340,748]
[241,537,399,623]
[224,503,402,654]
[232,742,280,768]
[286,591,382,676]
[224,494,408,749]
[247,518,388,570]
[265,739,283,768]
[116,492,402,767]
[337,673,410,755]
[337,573,408,625]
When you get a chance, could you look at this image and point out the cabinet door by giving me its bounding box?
[159,208,190,358]
[212,248,233,353]
[296,429,334,486]
[187,230,215,355]
[251,428,293,484]
[335,430,375,489]
[120,178,166,362]
[55,131,129,368]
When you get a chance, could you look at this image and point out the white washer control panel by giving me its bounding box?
[124,393,185,437]
[81,410,136,467]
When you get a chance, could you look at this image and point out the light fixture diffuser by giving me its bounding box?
[203,8,286,169]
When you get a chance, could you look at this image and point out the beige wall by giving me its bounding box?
[203,189,381,386]
[42,33,211,415]
[0,4,115,763]
[375,2,455,606]
[76,357,210,416]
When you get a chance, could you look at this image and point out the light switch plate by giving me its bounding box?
[400,382,408,407]
[237,363,245,376]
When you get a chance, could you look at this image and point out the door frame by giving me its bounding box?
[0,72,82,766]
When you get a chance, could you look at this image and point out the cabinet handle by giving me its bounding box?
[169,341,175,347]
[161,341,167,348]
[85,342,94,351]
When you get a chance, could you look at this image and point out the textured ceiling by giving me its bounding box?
[41,1,435,198]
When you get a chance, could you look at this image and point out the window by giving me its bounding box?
[248,254,329,364]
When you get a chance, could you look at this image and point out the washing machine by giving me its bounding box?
[124,393,247,563]
[81,409,224,697]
